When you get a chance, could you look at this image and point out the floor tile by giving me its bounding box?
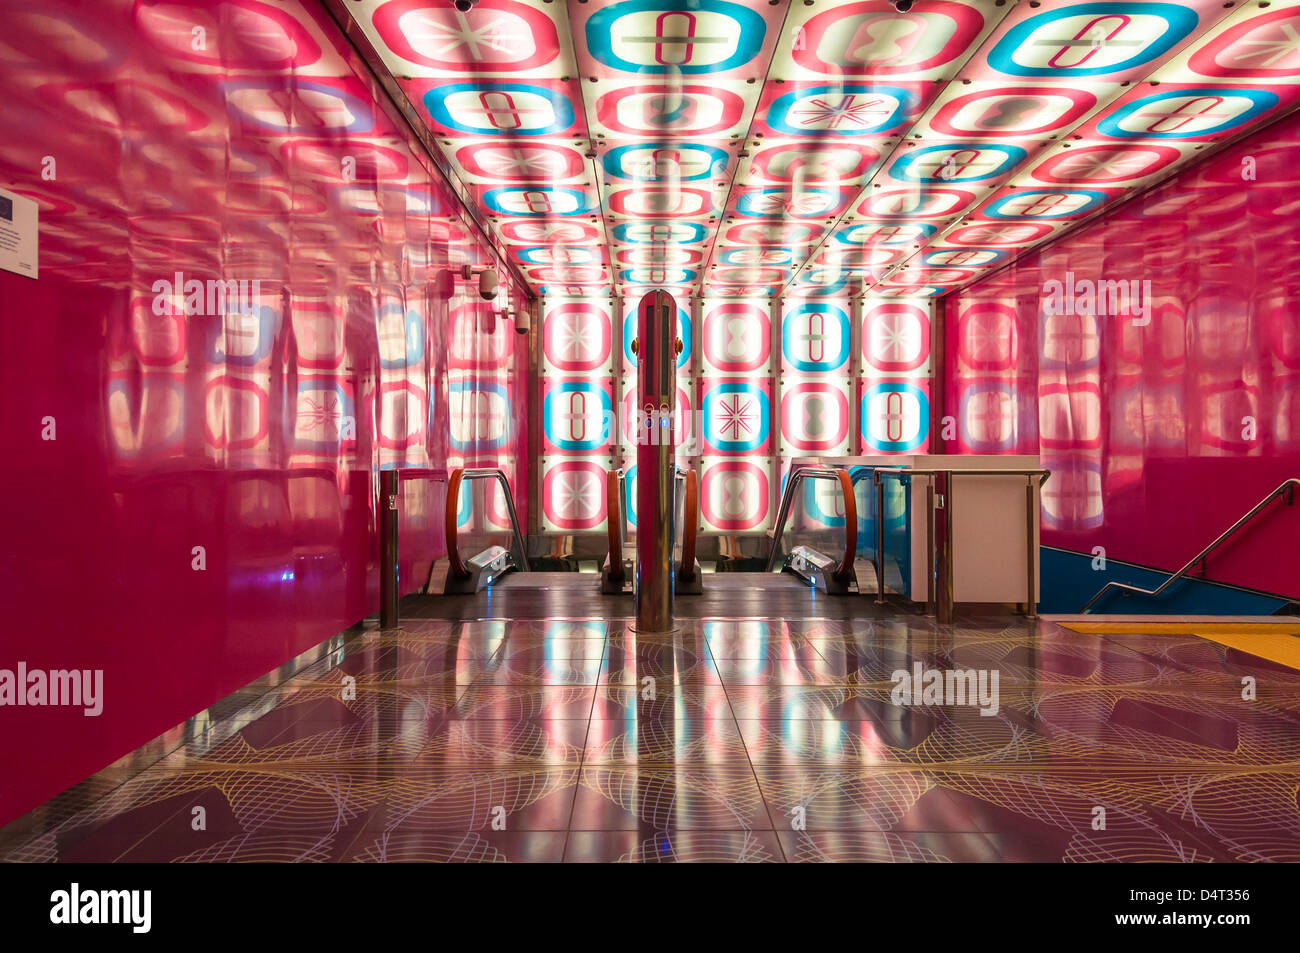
[571,764,774,830]
[8,612,1300,862]
[565,830,783,863]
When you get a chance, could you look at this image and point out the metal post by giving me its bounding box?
[926,481,935,613]
[635,290,676,633]
[874,475,886,605]
[380,469,399,629]
[1025,478,1037,621]
[936,470,953,625]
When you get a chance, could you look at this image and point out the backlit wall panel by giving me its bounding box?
[540,297,613,532]
[542,292,935,534]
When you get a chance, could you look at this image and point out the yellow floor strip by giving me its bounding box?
[1062,622,1300,634]
[1059,622,1300,671]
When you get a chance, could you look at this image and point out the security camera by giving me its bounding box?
[478,267,498,301]
[514,303,532,336]
[893,0,913,10]
[452,0,477,12]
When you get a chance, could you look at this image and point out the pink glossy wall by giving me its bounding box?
[0,1,528,826]
[945,108,1300,600]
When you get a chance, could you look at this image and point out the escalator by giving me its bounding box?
[440,467,531,594]
[600,465,702,596]
[733,464,866,595]
[435,464,871,599]
[600,462,870,596]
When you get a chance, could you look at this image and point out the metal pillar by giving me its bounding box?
[1025,478,1038,621]
[874,476,887,606]
[634,290,677,633]
[380,469,399,628]
[935,470,954,625]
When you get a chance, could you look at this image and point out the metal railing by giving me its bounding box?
[444,467,530,582]
[874,467,1051,622]
[1081,477,1299,613]
[763,465,857,584]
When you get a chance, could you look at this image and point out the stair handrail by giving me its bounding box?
[1080,477,1299,613]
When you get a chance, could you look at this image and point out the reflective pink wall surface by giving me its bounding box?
[946,108,1300,600]
[0,1,528,825]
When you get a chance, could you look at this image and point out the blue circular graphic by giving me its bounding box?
[603,143,730,181]
[923,247,1010,267]
[890,144,1028,183]
[798,274,850,297]
[957,382,1018,452]
[618,268,695,286]
[987,3,1198,77]
[482,186,593,216]
[206,303,279,366]
[613,222,706,244]
[835,222,937,245]
[984,188,1107,219]
[861,382,930,453]
[1096,88,1278,139]
[587,0,767,75]
[782,304,850,372]
[423,82,574,136]
[717,247,792,266]
[515,246,599,266]
[543,381,612,451]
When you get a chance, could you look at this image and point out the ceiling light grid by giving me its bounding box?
[345,0,1300,302]
[853,0,1300,297]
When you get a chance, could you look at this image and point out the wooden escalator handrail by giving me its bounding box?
[606,468,624,580]
[680,466,698,577]
[833,467,856,583]
[445,467,467,578]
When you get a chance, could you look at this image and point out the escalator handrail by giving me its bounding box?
[850,464,907,487]
[606,467,626,579]
[445,467,531,578]
[605,466,698,578]
[678,466,698,577]
[764,465,856,581]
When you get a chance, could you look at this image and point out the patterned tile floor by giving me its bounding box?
[3,616,1300,862]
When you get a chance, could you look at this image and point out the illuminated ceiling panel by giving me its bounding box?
[346,0,1300,300]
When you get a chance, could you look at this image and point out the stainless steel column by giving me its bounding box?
[380,469,399,628]
[1025,477,1037,621]
[874,475,886,605]
[635,290,677,633]
[936,470,954,625]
